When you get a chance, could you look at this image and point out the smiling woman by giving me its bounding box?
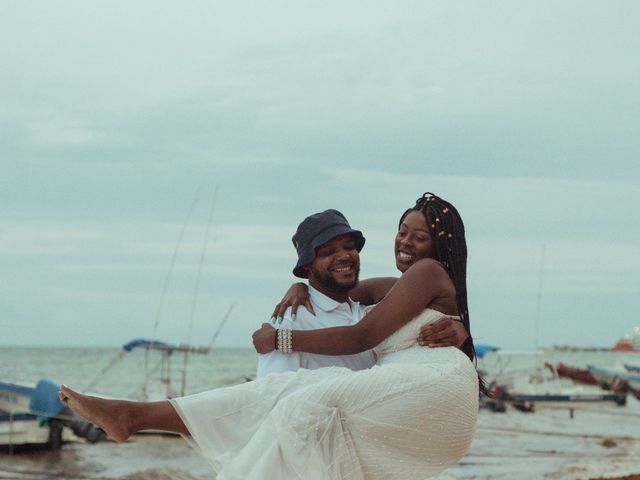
[395,210,437,270]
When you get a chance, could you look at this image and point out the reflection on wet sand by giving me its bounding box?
[1,438,214,480]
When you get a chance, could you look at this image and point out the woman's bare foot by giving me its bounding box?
[59,385,132,443]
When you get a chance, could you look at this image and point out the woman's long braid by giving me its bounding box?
[401,192,485,391]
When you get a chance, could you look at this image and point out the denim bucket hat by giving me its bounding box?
[292,209,365,278]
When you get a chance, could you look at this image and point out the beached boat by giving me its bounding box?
[504,390,626,412]
[491,382,626,412]
[544,361,597,385]
[587,365,616,389]
[587,364,640,397]
[624,363,640,374]
[587,364,628,389]
[0,379,104,449]
[487,363,626,413]
[1,379,66,449]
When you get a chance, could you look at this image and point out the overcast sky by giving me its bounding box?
[1,1,639,350]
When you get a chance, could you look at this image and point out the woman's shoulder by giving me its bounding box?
[403,259,455,294]
[406,258,448,276]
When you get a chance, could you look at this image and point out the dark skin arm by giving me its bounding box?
[268,276,468,347]
[348,277,399,305]
[255,259,456,355]
[270,277,398,319]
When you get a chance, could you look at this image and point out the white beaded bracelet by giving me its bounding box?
[277,328,293,354]
[285,329,292,354]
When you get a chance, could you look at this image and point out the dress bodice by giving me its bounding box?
[372,308,459,363]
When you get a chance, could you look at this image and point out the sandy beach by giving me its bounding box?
[3,347,640,479]
[437,395,640,480]
[3,396,639,479]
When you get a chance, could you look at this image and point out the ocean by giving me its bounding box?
[2,347,640,479]
[0,347,258,399]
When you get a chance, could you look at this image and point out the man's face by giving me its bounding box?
[306,234,360,293]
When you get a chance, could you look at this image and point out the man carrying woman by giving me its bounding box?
[61,193,480,479]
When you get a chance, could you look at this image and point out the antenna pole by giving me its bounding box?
[183,185,219,395]
[208,303,236,351]
[151,187,202,342]
[534,244,546,351]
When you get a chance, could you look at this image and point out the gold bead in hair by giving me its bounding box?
[438,231,446,237]
[442,208,449,213]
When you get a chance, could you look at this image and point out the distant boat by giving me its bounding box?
[475,344,499,358]
[0,379,104,449]
[612,326,640,351]
[83,338,212,403]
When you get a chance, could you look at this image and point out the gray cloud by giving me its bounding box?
[1,1,639,348]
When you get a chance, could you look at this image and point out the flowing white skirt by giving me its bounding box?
[171,347,478,480]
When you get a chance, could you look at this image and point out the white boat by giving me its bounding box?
[1,380,67,448]
[588,364,640,396]
[0,379,104,449]
[489,363,626,412]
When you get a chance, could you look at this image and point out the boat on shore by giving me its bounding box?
[587,364,640,399]
[486,381,626,413]
[0,379,105,450]
[624,363,640,374]
[544,361,597,385]
[483,360,627,414]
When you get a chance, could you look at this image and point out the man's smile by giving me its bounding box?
[331,264,355,273]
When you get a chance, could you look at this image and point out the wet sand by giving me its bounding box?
[1,437,212,480]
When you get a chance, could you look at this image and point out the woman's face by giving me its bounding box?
[395,210,436,272]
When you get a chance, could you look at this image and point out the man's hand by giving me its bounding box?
[253,323,277,354]
[418,317,468,348]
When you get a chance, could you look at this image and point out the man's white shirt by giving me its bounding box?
[256,286,377,378]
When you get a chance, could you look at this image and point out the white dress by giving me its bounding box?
[171,309,479,479]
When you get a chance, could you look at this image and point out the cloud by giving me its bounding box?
[1,1,639,348]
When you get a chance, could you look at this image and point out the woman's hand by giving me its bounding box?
[271,282,314,323]
[252,323,277,354]
[418,317,468,348]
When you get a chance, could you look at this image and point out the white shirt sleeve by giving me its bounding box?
[255,300,375,377]
[256,309,302,378]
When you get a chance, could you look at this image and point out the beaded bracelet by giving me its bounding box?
[276,328,293,354]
